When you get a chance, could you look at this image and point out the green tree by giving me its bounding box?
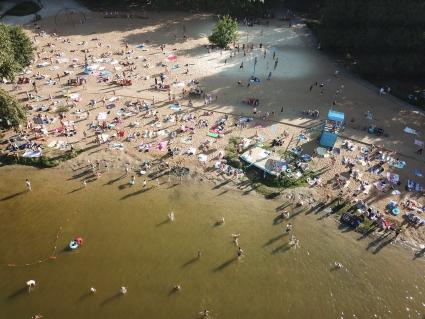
[0,88,26,129]
[0,23,34,81]
[8,25,34,68]
[0,24,19,81]
[209,15,238,48]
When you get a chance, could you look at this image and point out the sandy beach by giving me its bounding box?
[1,10,424,246]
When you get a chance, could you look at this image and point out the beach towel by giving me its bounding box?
[207,132,218,138]
[97,112,107,120]
[166,54,177,62]
[198,154,208,162]
[136,44,145,49]
[413,169,423,177]
[391,160,406,169]
[23,150,42,158]
[169,104,181,111]
[404,127,418,135]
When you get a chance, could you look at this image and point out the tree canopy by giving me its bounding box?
[0,88,26,129]
[209,15,238,48]
[80,0,274,17]
[316,0,425,78]
[0,24,34,81]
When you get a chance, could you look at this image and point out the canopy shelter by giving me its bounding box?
[319,131,338,148]
[327,110,345,123]
[240,147,286,176]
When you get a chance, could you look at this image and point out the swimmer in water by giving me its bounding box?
[217,217,225,225]
[173,284,181,291]
[197,250,202,259]
[168,211,175,221]
[199,309,210,318]
[334,262,343,269]
[90,287,96,294]
[120,286,127,294]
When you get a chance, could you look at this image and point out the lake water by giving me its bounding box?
[0,166,424,319]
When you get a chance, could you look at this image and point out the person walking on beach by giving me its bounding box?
[267,71,272,80]
[274,57,278,70]
[25,179,32,191]
[129,175,135,186]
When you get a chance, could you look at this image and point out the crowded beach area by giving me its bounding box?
[0,3,425,319]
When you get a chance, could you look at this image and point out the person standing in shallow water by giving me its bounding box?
[25,179,32,191]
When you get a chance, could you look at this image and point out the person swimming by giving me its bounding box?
[120,286,127,294]
[217,217,225,225]
[199,309,210,318]
[90,287,96,294]
[334,262,343,269]
[173,284,181,291]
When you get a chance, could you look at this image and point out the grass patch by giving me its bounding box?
[224,137,244,169]
[4,1,41,16]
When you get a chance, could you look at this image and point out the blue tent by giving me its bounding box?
[320,131,338,148]
[328,110,344,122]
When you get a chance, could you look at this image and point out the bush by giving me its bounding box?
[0,88,26,129]
[4,1,41,16]
[224,137,244,168]
[0,149,83,168]
[209,15,238,48]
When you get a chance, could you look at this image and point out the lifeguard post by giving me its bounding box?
[319,110,345,148]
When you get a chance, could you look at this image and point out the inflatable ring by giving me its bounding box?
[69,240,79,250]
[75,237,84,245]
[286,169,291,173]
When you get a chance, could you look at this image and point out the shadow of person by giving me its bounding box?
[100,293,121,306]
[182,256,199,268]
[78,291,93,302]
[213,256,238,272]
[1,191,26,201]
[7,287,27,300]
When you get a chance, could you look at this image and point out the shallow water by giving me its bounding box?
[0,166,424,319]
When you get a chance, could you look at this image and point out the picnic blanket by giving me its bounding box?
[23,150,42,158]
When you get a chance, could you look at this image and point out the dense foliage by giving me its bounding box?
[3,1,41,16]
[0,23,34,81]
[316,0,425,78]
[0,88,26,129]
[209,15,238,48]
[80,0,275,16]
